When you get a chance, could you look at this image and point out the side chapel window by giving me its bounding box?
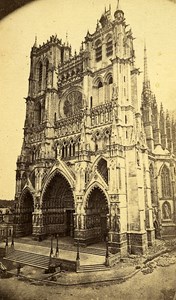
[149,164,155,204]
[161,165,171,198]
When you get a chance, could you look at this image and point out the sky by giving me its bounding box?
[0,0,176,200]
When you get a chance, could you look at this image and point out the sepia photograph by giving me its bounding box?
[0,0,176,299]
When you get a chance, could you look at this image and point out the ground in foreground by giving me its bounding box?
[0,254,175,300]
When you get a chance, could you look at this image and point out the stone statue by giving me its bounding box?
[112,83,118,99]
[115,216,120,232]
[73,214,77,229]
[163,202,171,219]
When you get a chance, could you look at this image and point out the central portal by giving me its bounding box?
[42,172,75,237]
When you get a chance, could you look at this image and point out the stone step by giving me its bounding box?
[5,258,49,268]
[6,250,49,261]
[4,250,50,269]
[77,263,109,273]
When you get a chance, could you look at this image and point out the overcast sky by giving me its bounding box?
[0,0,176,200]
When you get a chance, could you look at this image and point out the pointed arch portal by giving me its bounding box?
[85,186,109,243]
[20,190,34,236]
[42,172,75,237]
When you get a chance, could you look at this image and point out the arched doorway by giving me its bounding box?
[20,190,34,236]
[42,172,75,237]
[85,187,109,243]
[153,220,160,239]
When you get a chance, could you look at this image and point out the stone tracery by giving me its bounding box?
[63,90,83,117]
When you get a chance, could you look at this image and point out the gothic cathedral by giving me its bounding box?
[14,4,176,255]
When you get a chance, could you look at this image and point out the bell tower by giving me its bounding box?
[26,35,71,128]
[15,35,72,238]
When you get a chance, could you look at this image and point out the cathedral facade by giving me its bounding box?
[14,4,176,255]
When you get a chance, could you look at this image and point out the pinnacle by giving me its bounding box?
[33,35,37,48]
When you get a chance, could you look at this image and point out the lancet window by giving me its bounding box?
[149,164,155,204]
[106,36,113,57]
[161,165,171,198]
[95,40,102,62]
[125,115,127,124]
[61,141,76,159]
[106,76,113,101]
[38,62,43,90]
[98,81,103,104]
[45,59,49,87]
[35,102,42,125]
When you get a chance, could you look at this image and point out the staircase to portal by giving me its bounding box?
[4,249,50,269]
[77,263,110,273]
[1,237,117,272]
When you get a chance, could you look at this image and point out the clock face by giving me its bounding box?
[63,91,83,117]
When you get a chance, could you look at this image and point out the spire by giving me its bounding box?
[116,0,123,11]
[143,41,151,90]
